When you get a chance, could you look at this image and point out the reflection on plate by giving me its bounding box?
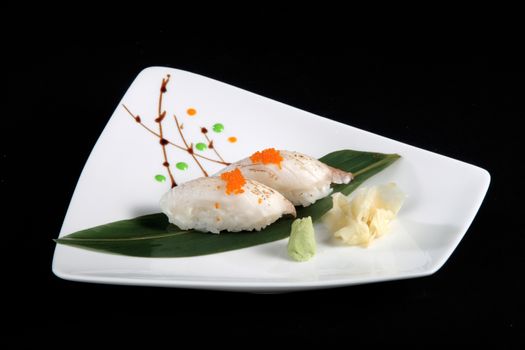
[52,67,490,292]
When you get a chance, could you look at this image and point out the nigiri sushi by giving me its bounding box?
[160,168,296,233]
[216,149,352,207]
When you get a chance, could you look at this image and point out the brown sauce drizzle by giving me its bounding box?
[122,73,237,187]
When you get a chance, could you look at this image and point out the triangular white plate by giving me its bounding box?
[52,67,490,292]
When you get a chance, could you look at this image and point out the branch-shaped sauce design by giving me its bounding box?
[123,74,233,187]
[156,75,176,188]
[201,127,227,163]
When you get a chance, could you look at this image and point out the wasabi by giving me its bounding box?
[287,216,316,262]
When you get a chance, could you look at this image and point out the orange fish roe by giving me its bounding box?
[220,168,246,195]
[250,148,284,169]
[214,202,220,209]
[228,136,237,143]
[258,198,263,204]
[187,108,197,116]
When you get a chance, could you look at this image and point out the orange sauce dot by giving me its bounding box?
[228,136,237,143]
[187,108,197,116]
[258,198,263,204]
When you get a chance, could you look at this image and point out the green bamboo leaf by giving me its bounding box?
[55,150,400,257]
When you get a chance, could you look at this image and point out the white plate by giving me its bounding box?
[52,67,490,292]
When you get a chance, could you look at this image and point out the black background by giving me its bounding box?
[4,24,524,343]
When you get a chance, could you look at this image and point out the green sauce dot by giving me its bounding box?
[196,142,207,151]
[212,123,224,133]
[154,174,166,182]
[176,162,189,170]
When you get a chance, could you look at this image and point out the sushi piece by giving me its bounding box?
[160,168,296,233]
[216,148,352,207]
